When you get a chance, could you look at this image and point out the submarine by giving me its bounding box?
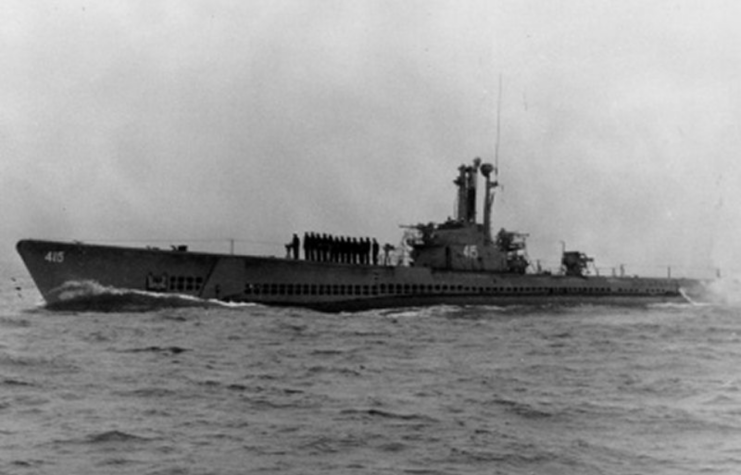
[16,158,704,312]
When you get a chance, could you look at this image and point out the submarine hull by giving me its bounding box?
[16,239,697,312]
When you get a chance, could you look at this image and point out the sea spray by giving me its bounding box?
[701,274,741,306]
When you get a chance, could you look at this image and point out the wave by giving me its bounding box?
[121,346,189,355]
[353,303,630,321]
[44,280,256,313]
[491,397,558,420]
[649,297,700,309]
[341,407,437,422]
[84,430,151,444]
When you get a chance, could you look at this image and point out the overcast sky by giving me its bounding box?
[3,0,740,277]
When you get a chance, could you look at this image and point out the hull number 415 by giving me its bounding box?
[44,251,65,263]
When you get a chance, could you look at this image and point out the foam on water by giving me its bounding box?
[43,280,247,312]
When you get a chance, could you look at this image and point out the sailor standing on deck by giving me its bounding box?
[362,237,368,264]
[339,236,347,263]
[291,233,300,260]
[329,235,337,262]
[321,234,330,262]
[353,237,361,264]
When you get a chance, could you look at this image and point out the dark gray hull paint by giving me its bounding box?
[17,239,697,312]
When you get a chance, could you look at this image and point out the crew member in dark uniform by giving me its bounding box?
[321,234,330,262]
[308,232,317,261]
[362,238,370,265]
[291,233,300,260]
[371,239,379,266]
[329,235,337,262]
[350,238,358,264]
[339,236,347,263]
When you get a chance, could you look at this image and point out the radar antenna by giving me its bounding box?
[494,73,503,185]
[482,74,503,243]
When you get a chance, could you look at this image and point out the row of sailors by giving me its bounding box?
[287,233,382,265]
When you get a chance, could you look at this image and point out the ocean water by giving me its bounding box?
[2,265,741,475]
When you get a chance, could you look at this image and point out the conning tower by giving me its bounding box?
[406,159,529,274]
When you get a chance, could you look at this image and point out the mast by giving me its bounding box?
[494,73,502,182]
[482,74,503,243]
[481,163,497,242]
